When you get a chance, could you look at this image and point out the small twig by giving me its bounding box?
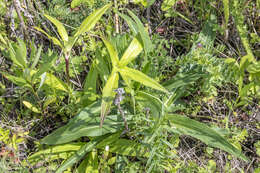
[146,4,152,34]
[114,0,119,34]
[13,0,28,39]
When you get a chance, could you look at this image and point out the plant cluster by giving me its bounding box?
[0,0,259,172]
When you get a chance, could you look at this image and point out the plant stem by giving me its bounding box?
[117,104,128,131]
[65,53,70,85]
[114,0,119,34]
[13,0,28,39]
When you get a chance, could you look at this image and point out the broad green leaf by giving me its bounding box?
[74,3,111,38]
[42,114,125,145]
[119,37,143,67]
[44,14,68,42]
[56,137,103,173]
[127,10,153,53]
[101,37,119,67]
[31,45,42,69]
[23,101,40,113]
[44,73,69,92]
[166,114,249,162]
[100,71,119,126]
[119,67,168,93]
[34,27,62,47]
[118,12,138,35]
[41,102,126,145]
[28,143,84,164]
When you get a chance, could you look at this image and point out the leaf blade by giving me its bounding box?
[56,138,102,173]
[166,114,249,162]
[119,67,168,93]
[101,37,119,67]
[100,71,119,126]
[34,27,63,47]
[74,3,111,38]
[127,9,153,53]
[119,37,143,67]
[44,14,68,42]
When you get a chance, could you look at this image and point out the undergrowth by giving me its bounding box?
[0,0,259,172]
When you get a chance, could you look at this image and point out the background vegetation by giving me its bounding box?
[0,0,259,172]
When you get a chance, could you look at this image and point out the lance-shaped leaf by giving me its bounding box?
[8,42,27,68]
[44,14,68,42]
[30,45,42,69]
[77,150,99,173]
[16,39,28,68]
[101,37,119,67]
[84,61,98,93]
[117,12,138,35]
[1,72,31,88]
[127,9,153,53]
[34,27,62,47]
[28,143,84,165]
[119,37,143,67]
[100,71,119,126]
[119,67,168,93]
[166,114,249,162]
[56,137,103,173]
[74,3,112,38]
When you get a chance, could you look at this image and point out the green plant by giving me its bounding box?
[27,102,147,172]
[175,15,226,98]
[1,39,66,114]
[35,3,111,84]
[225,55,260,106]
[100,36,168,126]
